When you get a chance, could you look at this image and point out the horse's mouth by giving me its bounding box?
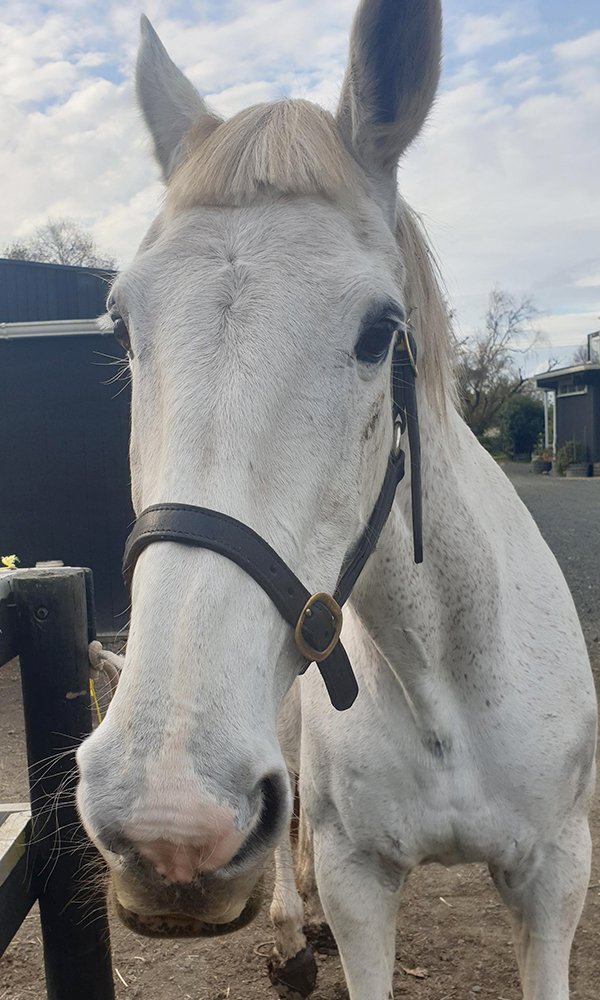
[112,878,264,939]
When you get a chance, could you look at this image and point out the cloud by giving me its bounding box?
[206,80,282,118]
[575,274,600,290]
[399,16,600,348]
[492,52,542,95]
[0,0,356,266]
[535,313,600,350]
[454,11,533,56]
[553,29,600,62]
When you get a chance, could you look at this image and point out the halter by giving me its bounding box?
[123,328,422,712]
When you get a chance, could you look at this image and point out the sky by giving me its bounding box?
[1,0,599,367]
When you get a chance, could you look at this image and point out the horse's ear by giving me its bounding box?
[336,0,441,195]
[136,15,221,180]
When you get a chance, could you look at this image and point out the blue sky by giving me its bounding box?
[1,0,599,365]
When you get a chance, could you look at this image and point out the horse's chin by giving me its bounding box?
[110,876,265,939]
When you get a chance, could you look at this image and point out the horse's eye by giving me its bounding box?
[109,305,131,355]
[113,315,130,353]
[355,320,398,365]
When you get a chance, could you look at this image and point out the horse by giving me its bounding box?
[76,2,597,998]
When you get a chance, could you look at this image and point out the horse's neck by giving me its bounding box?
[352,400,503,692]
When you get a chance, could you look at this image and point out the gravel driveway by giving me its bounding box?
[502,462,600,663]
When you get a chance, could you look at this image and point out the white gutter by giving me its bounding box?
[0,319,102,339]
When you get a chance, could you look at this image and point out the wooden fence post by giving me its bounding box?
[12,568,115,1000]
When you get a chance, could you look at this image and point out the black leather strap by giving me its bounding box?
[395,333,423,565]
[335,449,405,606]
[123,504,359,710]
[125,505,317,624]
[122,327,422,713]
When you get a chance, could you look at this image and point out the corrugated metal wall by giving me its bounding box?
[0,258,114,323]
[556,384,600,462]
[1,259,131,635]
[0,334,133,635]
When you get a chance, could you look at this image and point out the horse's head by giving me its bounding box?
[77,0,442,935]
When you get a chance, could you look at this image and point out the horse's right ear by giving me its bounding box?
[136,15,221,181]
[336,0,441,210]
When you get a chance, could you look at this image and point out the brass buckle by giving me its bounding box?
[294,592,343,662]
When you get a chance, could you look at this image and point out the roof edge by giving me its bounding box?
[0,319,103,339]
[535,362,600,384]
[0,257,115,276]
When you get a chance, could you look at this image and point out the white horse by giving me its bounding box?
[77,3,597,999]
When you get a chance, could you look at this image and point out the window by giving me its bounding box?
[557,383,588,397]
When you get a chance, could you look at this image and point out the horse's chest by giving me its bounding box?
[308,732,533,873]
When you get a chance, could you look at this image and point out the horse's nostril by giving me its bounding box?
[256,775,284,841]
[96,827,133,858]
[231,772,289,870]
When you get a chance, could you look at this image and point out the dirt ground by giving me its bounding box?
[1,465,599,1000]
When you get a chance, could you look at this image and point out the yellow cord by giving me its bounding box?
[89,678,102,725]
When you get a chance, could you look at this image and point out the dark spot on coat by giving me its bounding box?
[363,396,383,443]
[424,733,452,760]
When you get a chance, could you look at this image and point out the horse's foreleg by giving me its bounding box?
[269,834,317,999]
[296,807,327,927]
[313,827,403,1000]
[491,817,592,1000]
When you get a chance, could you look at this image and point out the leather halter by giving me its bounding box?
[123,329,422,712]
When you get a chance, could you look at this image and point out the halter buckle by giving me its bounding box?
[295,592,343,663]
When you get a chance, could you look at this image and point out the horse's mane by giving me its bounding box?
[167,98,455,415]
[395,200,456,416]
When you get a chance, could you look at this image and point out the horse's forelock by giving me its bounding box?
[166,99,363,212]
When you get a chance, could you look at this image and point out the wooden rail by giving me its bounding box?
[0,568,115,999]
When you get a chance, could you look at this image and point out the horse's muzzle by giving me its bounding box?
[111,876,265,938]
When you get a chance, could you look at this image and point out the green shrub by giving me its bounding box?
[479,431,504,457]
[498,396,544,457]
[556,440,588,476]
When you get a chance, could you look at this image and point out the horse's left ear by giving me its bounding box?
[336,0,441,204]
[136,15,221,181]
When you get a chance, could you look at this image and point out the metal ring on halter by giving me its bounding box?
[294,592,343,662]
[393,419,404,458]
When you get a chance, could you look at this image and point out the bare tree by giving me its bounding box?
[4,217,115,269]
[457,288,541,438]
[572,343,589,365]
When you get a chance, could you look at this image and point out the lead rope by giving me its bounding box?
[88,640,123,727]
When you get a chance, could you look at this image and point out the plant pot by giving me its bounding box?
[532,459,552,474]
[565,463,590,478]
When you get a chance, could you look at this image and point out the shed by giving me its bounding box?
[0,257,114,323]
[0,260,132,636]
[535,332,600,474]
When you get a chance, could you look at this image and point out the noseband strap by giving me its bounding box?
[123,330,422,712]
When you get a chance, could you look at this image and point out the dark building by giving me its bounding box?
[536,332,600,475]
[0,259,133,635]
[0,257,114,323]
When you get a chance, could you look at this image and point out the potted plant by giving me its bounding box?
[532,451,553,474]
[531,435,553,474]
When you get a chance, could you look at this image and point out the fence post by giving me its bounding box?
[12,568,115,1000]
